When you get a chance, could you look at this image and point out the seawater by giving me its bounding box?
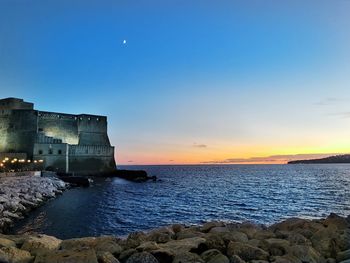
[12,164,350,239]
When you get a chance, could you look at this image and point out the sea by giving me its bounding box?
[11,164,350,239]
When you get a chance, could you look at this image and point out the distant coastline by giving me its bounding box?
[288,154,350,164]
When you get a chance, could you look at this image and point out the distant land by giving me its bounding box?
[288,154,350,164]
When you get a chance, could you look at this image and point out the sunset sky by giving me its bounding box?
[1,0,350,164]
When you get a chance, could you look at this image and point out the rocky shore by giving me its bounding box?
[0,175,67,233]
[0,213,349,263]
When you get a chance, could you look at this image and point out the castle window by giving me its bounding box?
[38,128,43,132]
[49,149,53,154]
[38,150,43,155]
[58,150,62,155]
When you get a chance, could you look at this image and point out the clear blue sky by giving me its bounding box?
[1,0,350,164]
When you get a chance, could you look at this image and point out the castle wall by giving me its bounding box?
[68,145,115,173]
[77,115,110,146]
[38,112,79,145]
[33,143,68,173]
[0,98,33,110]
[0,110,38,158]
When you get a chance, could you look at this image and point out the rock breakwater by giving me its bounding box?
[0,213,349,263]
[0,175,67,233]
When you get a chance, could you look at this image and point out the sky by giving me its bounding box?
[1,0,350,165]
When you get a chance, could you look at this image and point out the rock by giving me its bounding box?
[146,227,174,243]
[271,255,301,263]
[34,248,98,263]
[269,218,323,235]
[0,237,16,248]
[200,249,229,263]
[150,249,174,263]
[172,224,184,234]
[123,232,147,249]
[209,227,229,233]
[220,231,248,243]
[136,241,160,252]
[201,222,225,233]
[21,234,61,255]
[323,213,349,230]
[204,233,226,253]
[119,249,137,263]
[227,241,269,261]
[158,237,207,255]
[60,236,122,255]
[229,255,246,263]
[0,246,33,263]
[97,251,121,263]
[253,230,275,240]
[176,229,205,240]
[259,238,290,256]
[125,252,159,263]
[310,226,339,258]
[288,245,324,263]
[337,250,350,262]
[173,252,204,263]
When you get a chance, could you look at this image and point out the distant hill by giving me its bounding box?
[288,154,350,164]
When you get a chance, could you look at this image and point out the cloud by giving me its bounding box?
[193,143,207,148]
[327,112,350,118]
[202,153,342,164]
[315,97,343,106]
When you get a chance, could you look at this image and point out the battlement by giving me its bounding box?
[0,98,34,110]
[38,111,107,122]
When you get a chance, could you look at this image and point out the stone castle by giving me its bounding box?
[0,98,116,174]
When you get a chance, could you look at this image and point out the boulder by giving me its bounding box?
[204,233,226,252]
[287,245,325,263]
[97,251,121,263]
[337,250,350,262]
[0,237,16,248]
[220,231,248,244]
[323,213,349,230]
[21,234,61,256]
[227,241,269,261]
[200,249,229,263]
[259,238,290,256]
[150,249,174,263]
[176,228,205,240]
[146,227,174,243]
[310,226,339,258]
[125,252,159,263]
[209,227,229,233]
[229,255,246,263]
[158,237,207,255]
[173,251,204,263]
[60,236,122,256]
[201,222,225,233]
[119,249,137,263]
[0,246,33,263]
[34,248,98,263]
[136,241,160,252]
[172,224,184,234]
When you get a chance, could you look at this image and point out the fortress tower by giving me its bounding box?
[0,98,116,174]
